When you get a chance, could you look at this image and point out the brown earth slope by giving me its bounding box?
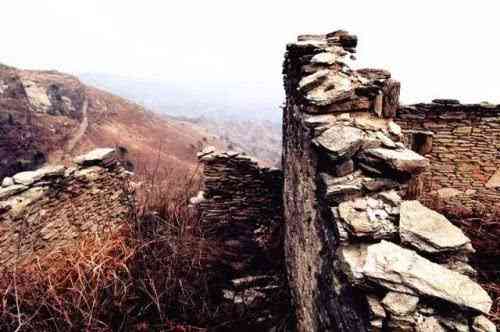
[0,64,221,180]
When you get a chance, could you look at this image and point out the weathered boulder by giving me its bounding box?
[298,69,329,93]
[320,172,364,203]
[12,165,65,186]
[313,125,365,160]
[0,184,28,200]
[337,243,368,286]
[1,177,14,187]
[377,190,401,207]
[358,147,429,175]
[74,148,116,166]
[388,120,402,137]
[400,201,472,254]
[381,291,419,316]
[338,199,397,239]
[305,74,354,106]
[311,52,337,65]
[362,241,492,314]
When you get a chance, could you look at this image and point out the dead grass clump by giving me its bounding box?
[0,160,223,331]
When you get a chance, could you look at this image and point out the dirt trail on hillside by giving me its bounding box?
[65,97,88,154]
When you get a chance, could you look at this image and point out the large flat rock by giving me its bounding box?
[74,148,116,166]
[338,199,397,239]
[400,201,472,254]
[358,147,429,175]
[362,241,492,314]
[0,184,28,200]
[13,165,66,186]
[313,125,365,160]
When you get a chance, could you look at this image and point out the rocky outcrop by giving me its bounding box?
[194,148,289,331]
[0,66,86,180]
[0,148,132,267]
[282,30,495,331]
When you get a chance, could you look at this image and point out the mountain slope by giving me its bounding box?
[80,72,283,166]
[0,65,221,180]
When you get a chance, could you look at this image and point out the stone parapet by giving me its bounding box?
[282,31,495,332]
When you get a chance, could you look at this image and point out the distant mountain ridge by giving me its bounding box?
[79,72,283,122]
[79,72,283,166]
[0,64,222,180]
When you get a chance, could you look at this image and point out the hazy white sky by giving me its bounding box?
[2,0,500,104]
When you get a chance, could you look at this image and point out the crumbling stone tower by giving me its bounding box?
[282,31,494,332]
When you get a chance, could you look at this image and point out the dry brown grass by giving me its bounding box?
[0,159,223,331]
[425,201,500,328]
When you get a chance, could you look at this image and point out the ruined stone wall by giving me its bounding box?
[194,147,288,330]
[283,31,495,332]
[0,148,131,267]
[397,102,500,211]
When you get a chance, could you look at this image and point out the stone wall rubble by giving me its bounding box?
[194,147,289,330]
[397,101,500,211]
[282,30,496,332]
[0,148,132,267]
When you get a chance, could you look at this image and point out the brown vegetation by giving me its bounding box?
[0,64,223,182]
[0,160,222,331]
[427,201,500,328]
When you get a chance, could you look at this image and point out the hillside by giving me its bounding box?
[191,117,282,167]
[0,65,222,180]
[80,73,283,165]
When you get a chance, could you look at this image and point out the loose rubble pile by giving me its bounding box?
[193,147,288,330]
[0,148,132,267]
[283,31,496,331]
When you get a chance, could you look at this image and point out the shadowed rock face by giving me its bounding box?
[193,148,289,331]
[282,30,495,332]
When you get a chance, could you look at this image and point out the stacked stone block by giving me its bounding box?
[397,102,500,211]
[0,148,132,267]
[283,30,495,332]
[194,147,287,330]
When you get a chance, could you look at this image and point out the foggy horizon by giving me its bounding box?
[3,1,500,105]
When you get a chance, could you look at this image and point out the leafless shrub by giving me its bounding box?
[0,154,223,331]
